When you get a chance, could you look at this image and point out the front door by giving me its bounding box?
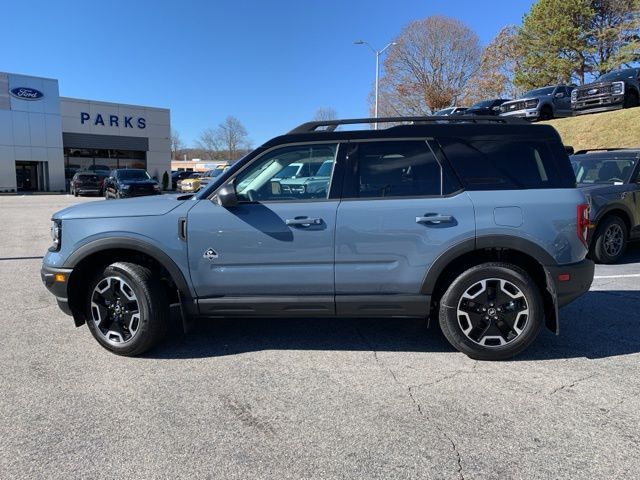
[335,139,476,315]
[187,143,341,316]
[15,162,39,191]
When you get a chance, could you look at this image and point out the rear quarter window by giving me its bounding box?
[438,137,574,189]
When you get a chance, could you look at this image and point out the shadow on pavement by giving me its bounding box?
[145,289,640,361]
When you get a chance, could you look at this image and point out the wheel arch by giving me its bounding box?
[593,206,632,234]
[422,236,559,333]
[64,237,194,327]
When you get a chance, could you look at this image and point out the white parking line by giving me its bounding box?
[594,274,640,279]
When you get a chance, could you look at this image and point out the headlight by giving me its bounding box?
[612,81,624,95]
[50,220,61,252]
[525,99,538,108]
[499,105,507,113]
[571,89,577,102]
[153,184,161,191]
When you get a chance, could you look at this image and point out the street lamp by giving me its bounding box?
[354,40,397,129]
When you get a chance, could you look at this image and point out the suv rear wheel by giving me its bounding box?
[85,262,168,356]
[438,262,544,360]
[591,215,627,264]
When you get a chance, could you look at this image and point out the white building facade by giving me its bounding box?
[0,72,170,192]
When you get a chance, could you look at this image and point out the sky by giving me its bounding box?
[1,0,536,147]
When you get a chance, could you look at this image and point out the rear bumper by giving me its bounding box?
[545,259,594,308]
[41,264,73,316]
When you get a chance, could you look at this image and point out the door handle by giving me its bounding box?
[286,217,322,227]
[416,215,454,224]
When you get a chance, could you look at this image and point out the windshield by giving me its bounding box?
[315,161,333,177]
[523,87,555,97]
[117,170,150,180]
[572,154,638,184]
[469,100,494,109]
[435,108,453,115]
[597,70,634,82]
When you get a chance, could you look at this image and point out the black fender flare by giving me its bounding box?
[64,236,194,299]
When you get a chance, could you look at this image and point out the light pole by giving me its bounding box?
[354,40,396,129]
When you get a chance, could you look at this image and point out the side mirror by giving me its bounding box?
[555,92,565,98]
[216,184,238,207]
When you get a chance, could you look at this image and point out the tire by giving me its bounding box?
[85,262,168,356]
[623,90,639,109]
[73,189,78,197]
[438,262,544,361]
[591,215,627,264]
[539,105,553,121]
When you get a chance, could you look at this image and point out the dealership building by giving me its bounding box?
[0,72,171,192]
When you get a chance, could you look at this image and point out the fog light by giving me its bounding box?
[54,273,66,282]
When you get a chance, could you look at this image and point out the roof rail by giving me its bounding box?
[573,147,640,155]
[288,115,529,134]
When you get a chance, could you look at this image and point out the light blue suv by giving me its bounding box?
[42,116,594,360]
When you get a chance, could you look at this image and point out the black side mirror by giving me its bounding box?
[216,184,238,207]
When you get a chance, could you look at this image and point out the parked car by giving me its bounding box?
[199,164,231,188]
[571,148,640,263]
[277,159,335,198]
[171,170,192,190]
[177,172,203,193]
[500,85,574,121]
[70,171,109,197]
[103,169,161,199]
[460,99,510,116]
[41,115,593,360]
[434,107,468,116]
[571,67,640,115]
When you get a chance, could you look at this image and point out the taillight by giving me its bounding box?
[577,203,590,247]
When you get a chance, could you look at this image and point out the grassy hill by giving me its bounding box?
[541,107,640,151]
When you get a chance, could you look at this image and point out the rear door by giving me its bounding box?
[334,139,476,316]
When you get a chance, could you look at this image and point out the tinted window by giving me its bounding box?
[344,141,443,198]
[439,137,569,189]
[523,87,555,97]
[116,170,150,180]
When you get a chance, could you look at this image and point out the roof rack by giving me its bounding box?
[288,115,529,134]
[573,147,640,155]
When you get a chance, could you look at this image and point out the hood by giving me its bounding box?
[503,97,538,105]
[119,179,158,186]
[53,194,187,220]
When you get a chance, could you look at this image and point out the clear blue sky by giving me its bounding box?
[1,0,535,147]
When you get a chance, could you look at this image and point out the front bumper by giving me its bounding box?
[41,264,73,316]
[545,258,594,308]
[500,108,539,120]
[572,94,624,114]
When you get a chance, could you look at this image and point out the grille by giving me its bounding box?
[576,84,612,100]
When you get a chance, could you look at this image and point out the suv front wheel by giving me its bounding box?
[86,262,168,356]
[439,263,544,360]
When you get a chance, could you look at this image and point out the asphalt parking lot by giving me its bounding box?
[1,195,639,479]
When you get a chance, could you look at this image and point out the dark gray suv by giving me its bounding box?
[571,148,640,263]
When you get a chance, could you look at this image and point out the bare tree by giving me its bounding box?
[170,129,184,160]
[214,116,250,161]
[313,107,338,121]
[376,15,482,115]
[196,128,221,161]
[464,25,523,104]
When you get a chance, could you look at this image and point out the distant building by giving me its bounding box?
[0,72,171,192]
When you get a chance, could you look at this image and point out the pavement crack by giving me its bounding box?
[356,325,465,480]
[549,374,596,395]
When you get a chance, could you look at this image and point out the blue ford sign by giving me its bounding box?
[10,87,44,100]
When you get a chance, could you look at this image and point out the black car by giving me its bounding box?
[171,170,192,190]
[70,171,109,197]
[104,169,161,199]
[460,98,510,116]
[571,68,640,115]
[571,148,640,263]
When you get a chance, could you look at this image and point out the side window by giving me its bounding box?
[234,144,337,202]
[438,137,568,189]
[344,141,443,199]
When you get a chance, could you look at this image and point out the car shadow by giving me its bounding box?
[145,288,640,361]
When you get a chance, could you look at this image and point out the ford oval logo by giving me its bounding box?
[587,88,598,95]
[10,87,44,100]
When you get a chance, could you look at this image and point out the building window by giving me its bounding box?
[64,148,146,179]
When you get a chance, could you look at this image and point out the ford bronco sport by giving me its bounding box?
[42,116,594,360]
